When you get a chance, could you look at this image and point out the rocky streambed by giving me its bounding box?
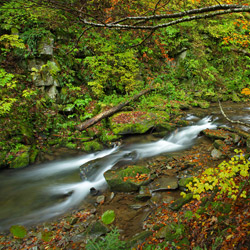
[1,102,250,249]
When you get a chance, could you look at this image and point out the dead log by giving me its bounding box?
[76,87,153,131]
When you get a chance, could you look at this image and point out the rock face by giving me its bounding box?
[104,165,152,192]
[110,111,173,135]
[27,33,61,99]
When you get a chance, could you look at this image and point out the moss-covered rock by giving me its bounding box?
[169,193,193,211]
[10,145,31,168]
[110,111,172,135]
[104,165,151,192]
[213,139,226,151]
[202,128,230,140]
[83,140,103,152]
[127,231,153,248]
[178,177,194,190]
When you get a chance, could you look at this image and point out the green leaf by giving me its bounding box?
[10,225,27,238]
[101,210,115,225]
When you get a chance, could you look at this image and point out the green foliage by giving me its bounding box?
[181,150,249,200]
[85,227,127,250]
[10,225,27,238]
[101,210,115,225]
[84,49,141,97]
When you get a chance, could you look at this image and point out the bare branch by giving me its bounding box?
[81,6,250,30]
[219,101,250,128]
[108,4,245,26]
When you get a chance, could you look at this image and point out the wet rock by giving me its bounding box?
[169,193,193,211]
[136,186,152,201]
[96,195,105,204]
[80,159,102,181]
[211,148,224,160]
[213,140,226,151]
[128,231,153,248]
[90,187,100,196]
[129,203,147,210]
[85,221,110,240]
[149,176,178,192]
[104,165,151,192]
[231,133,241,144]
[203,128,230,140]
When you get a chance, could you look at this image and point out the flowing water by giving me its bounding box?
[0,117,216,231]
[0,116,219,231]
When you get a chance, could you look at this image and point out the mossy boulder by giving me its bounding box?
[110,111,172,135]
[128,231,153,248]
[83,140,103,152]
[202,128,230,140]
[10,145,31,168]
[169,193,193,211]
[213,140,226,151]
[84,221,110,241]
[104,165,151,192]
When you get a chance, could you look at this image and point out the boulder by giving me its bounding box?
[213,140,226,151]
[110,111,173,135]
[149,176,178,192]
[104,165,151,192]
[136,186,152,201]
[211,148,225,160]
[169,193,193,211]
[202,128,230,140]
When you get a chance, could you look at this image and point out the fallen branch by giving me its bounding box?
[76,87,153,131]
[219,100,250,128]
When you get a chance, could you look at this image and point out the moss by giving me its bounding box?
[110,111,171,135]
[29,148,39,164]
[0,151,8,168]
[104,165,151,192]
[10,145,31,168]
[83,140,103,152]
[178,177,194,189]
[169,193,193,211]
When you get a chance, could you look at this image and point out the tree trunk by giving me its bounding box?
[76,87,153,131]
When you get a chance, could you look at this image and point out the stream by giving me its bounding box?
[0,103,249,232]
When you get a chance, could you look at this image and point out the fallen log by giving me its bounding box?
[76,87,153,131]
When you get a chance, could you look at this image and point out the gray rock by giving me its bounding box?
[211,148,224,160]
[136,186,152,201]
[149,176,178,192]
[128,231,153,248]
[38,36,54,57]
[96,195,105,204]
